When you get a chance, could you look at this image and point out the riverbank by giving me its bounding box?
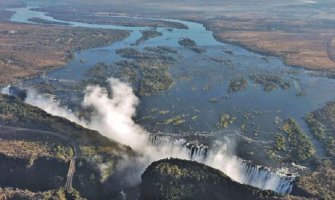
[0,22,129,86]
[200,17,335,73]
[29,2,335,74]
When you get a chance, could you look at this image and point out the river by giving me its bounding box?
[7,2,335,165]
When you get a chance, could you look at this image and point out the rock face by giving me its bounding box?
[139,158,279,200]
[0,94,134,200]
[0,154,68,192]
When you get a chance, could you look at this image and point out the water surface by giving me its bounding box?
[8,4,335,158]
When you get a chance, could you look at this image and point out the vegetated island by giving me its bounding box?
[85,60,174,96]
[289,101,335,200]
[228,76,248,92]
[27,17,71,26]
[249,73,290,92]
[178,38,206,53]
[32,6,189,29]
[133,29,163,45]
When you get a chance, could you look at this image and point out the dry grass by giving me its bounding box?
[0,23,128,85]
[0,140,51,158]
[0,138,72,161]
[207,18,335,71]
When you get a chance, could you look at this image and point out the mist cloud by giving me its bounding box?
[21,77,292,193]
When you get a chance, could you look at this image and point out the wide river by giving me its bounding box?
[8,2,335,161]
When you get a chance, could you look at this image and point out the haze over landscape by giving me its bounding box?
[1,0,335,200]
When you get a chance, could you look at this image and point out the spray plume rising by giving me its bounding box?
[22,78,292,194]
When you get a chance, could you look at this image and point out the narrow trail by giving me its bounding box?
[0,125,80,191]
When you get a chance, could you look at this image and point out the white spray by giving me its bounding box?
[21,78,292,194]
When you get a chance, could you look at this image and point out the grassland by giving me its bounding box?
[0,139,72,162]
[0,23,129,86]
[0,187,85,200]
[204,17,335,72]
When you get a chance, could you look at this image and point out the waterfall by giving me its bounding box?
[150,134,170,146]
[187,144,208,161]
[3,85,294,195]
[240,162,293,195]
[149,134,294,195]
[149,134,208,161]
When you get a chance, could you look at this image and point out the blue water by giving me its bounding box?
[8,4,335,158]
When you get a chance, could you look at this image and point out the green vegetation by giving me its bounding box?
[296,91,306,97]
[228,76,248,92]
[217,114,236,128]
[249,73,290,92]
[191,116,198,121]
[139,158,278,200]
[224,59,235,68]
[0,94,134,199]
[274,134,286,151]
[178,38,206,53]
[163,115,186,125]
[280,118,315,162]
[178,38,197,47]
[140,63,174,96]
[0,139,72,162]
[0,187,86,200]
[86,59,174,96]
[305,102,335,158]
[0,94,132,157]
[33,6,188,29]
[295,160,335,200]
[96,47,178,96]
[54,145,74,161]
[305,113,325,139]
[144,46,178,54]
[116,47,175,62]
[209,57,225,63]
[27,17,71,25]
[223,50,234,54]
[134,29,163,45]
[65,188,86,200]
[159,110,170,115]
[267,118,316,162]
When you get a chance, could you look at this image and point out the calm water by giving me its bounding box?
[8,4,335,157]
